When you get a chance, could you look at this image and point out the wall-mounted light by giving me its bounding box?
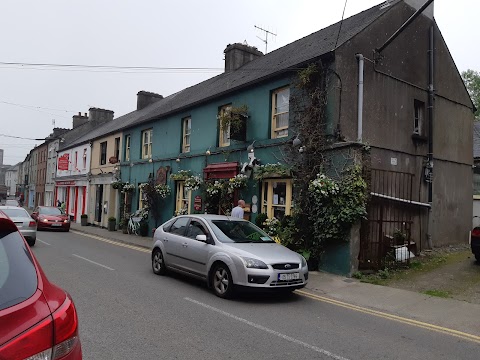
[176,157,181,163]
[299,146,306,153]
[205,147,211,156]
[292,135,302,148]
[246,140,256,153]
[148,158,153,163]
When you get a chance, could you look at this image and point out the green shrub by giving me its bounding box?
[255,213,268,229]
[108,216,116,222]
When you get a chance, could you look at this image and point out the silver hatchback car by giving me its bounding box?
[0,206,37,246]
[151,214,308,298]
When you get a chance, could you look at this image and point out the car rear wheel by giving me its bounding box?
[212,263,234,299]
[152,248,166,275]
[27,239,35,247]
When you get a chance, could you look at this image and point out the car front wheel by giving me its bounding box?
[212,263,234,299]
[152,248,166,275]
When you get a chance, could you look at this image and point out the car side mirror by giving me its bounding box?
[32,212,38,219]
[196,234,207,242]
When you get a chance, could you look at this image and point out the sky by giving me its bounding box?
[0,0,477,165]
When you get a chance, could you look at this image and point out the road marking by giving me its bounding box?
[37,239,51,246]
[296,290,480,344]
[70,230,150,253]
[72,254,115,271]
[184,297,350,360]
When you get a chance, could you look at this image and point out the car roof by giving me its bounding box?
[178,214,246,221]
[0,206,27,210]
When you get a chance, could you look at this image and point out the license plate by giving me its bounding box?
[278,272,300,281]
[51,223,62,227]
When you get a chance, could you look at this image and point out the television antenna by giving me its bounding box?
[52,119,56,127]
[254,25,276,54]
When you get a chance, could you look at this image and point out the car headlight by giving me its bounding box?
[64,219,69,223]
[301,256,307,268]
[241,257,268,269]
[42,218,49,223]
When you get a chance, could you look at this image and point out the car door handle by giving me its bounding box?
[182,243,188,247]
[163,238,168,242]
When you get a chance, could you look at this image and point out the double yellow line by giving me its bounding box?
[297,290,480,344]
[70,230,150,253]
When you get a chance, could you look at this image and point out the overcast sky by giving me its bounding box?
[0,0,476,165]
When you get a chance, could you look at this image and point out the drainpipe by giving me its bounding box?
[426,25,435,249]
[356,54,364,142]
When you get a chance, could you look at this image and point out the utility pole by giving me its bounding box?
[254,25,276,54]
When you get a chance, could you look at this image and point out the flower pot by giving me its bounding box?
[81,217,88,226]
[108,219,116,231]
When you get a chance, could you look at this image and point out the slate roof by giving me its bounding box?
[63,0,400,150]
[474,122,480,159]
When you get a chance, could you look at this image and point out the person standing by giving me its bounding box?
[231,199,245,218]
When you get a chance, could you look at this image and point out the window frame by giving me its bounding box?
[138,184,146,210]
[114,137,120,162]
[271,86,290,139]
[175,181,191,215]
[261,178,293,219]
[125,135,131,162]
[82,148,87,169]
[100,141,107,165]
[182,117,191,153]
[218,104,232,147]
[413,99,425,135]
[141,129,153,159]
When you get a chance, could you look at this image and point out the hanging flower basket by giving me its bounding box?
[184,175,203,192]
[121,183,135,193]
[170,170,192,181]
[253,163,291,181]
[228,174,248,193]
[155,184,171,198]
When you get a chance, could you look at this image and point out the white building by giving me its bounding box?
[5,164,19,197]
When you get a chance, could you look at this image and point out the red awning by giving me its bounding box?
[203,162,239,180]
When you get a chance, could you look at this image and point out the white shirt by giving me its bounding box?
[231,206,244,218]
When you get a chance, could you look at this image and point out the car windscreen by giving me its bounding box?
[39,207,62,215]
[1,208,30,218]
[210,220,275,243]
[0,229,38,311]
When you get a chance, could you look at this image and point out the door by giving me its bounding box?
[162,217,190,271]
[95,185,104,223]
[182,219,212,277]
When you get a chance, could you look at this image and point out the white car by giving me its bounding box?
[151,214,308,298]
[0,206,37,246]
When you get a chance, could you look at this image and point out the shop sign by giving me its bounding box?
[58,154,70,171]
[194,195,202,211]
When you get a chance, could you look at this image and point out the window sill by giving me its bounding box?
[411,133,428,143]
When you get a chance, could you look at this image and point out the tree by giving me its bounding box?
[461,69,480,118]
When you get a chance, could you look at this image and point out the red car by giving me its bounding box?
[0,211,82,359]
[32,206,70,232]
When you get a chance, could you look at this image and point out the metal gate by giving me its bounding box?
[359,169,419,270]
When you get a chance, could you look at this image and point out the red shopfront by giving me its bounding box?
[55,180,87,223]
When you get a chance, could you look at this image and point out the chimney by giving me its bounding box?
[72,112,89,129]
[137,91,163,110]
[88,108,114,124]
[224,43,263,72]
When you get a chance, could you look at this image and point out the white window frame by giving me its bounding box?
[271,87,290,139]
[142,129,152,159]
[125,135,131,162]
[262,179,293,219]
[182,117,191,153]
[175,181,191,215]
[82,148,87,169]
[218,104,231,147]
[414,99,425,135]
[139,184,146,210]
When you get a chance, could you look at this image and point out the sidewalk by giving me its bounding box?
[70,222,480,337]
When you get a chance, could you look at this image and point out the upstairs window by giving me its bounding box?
[74,151,78,169]
[182,117,191,153]
[218,104,231,147]
[271,87,290,138]
[414,100,425,136]
[114,137,120,162]
[82,148,87,169]
[125,135,131,162]
[142,129,153,159]
[100,142,107,165]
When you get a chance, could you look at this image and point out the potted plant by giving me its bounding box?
[108,216,116,231]
[80,214,88,226]
[218,104,248,141]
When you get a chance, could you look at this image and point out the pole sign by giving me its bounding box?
[194,195,202,211]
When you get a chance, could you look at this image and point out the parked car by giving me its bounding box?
[0,210,82,359]
[4,199,19,207]
[471,225,480,262]
[32,206,70,232]
[0,206,36,246]
[151,214,308,298]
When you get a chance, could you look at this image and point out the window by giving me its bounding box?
[262,179,293,220]
[175,181,191,215]
[271,87,290,138]
[168,217,189,236]
[74,151,78,169]
[414,100,425,135]
[185,220,209,240]
[125,135,131,161]
[114,137,120,162]
[218,104,231,147]
[82,148,87,169]
[138,184,146,210]
[100,141,107,165]
[182,117,191,153]
[142,129,153,159]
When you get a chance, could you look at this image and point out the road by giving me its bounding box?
[32,230,479,360]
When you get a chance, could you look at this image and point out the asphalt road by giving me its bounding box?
[32,231,479,360]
